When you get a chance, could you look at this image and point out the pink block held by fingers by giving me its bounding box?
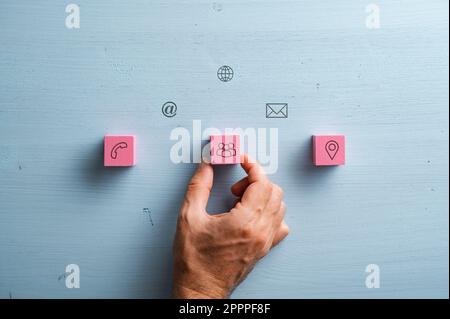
[210,135,241,165]
[104,135,136,167]
[313,135,345,166]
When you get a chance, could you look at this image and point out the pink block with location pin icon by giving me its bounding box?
[210,135,241,165]
[312,135,345,166]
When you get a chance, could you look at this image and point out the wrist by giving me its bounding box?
[172,284,228,299]
[172,262,230,299]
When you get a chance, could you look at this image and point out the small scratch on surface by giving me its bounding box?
[143,208,154,226]
[9,291,12,299]
[212,2,223,12]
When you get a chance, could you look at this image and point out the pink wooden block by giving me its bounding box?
[313,135,345,166]
[210,135,241,165]
[104,135,136,167]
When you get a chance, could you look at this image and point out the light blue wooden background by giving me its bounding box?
[0,0,448,298]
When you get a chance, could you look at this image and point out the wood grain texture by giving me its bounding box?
[0,0,448,298]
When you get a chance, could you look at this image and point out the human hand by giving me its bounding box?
[172,154,289,299]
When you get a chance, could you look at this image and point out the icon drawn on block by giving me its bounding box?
[210,135,240,165]
[325,140,339,160]
[216,142,237,158]
[162,101,177,117]
[111,142,128,159]
[104,135,136,167]
[312,135,345,166]
[217,65,234,82]
[266,103,288,118]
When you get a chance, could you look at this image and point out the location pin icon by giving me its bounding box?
[325,140,339,160]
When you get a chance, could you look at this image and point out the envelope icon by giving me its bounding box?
[266,103,288,118]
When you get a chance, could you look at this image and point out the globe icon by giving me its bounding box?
[217,65,234,82]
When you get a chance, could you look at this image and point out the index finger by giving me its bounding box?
[238,154,272,211]
[240,153,267,184]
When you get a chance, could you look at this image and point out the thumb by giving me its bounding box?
[182,162,214,215]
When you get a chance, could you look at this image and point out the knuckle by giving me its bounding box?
[186,180,200,192]
[240,224,254,239]
[259,180,272,194]
[278,185,285,198]
[254,234,267,250]
[278,223,290,239]
[283,222,290,235]
[254,206,264,214]
[284,226,290,236]
[178,210,195,227]
[272,184,284,199]
[178,210,189,223]
[233,201,244,211]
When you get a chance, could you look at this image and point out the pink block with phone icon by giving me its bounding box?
[104,135,136,167]
[313,135,345,166]
[210,135,241,165]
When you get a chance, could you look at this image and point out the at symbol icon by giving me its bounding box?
[162,101,177,117]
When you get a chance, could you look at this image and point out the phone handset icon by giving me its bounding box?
[111,142,128,159]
